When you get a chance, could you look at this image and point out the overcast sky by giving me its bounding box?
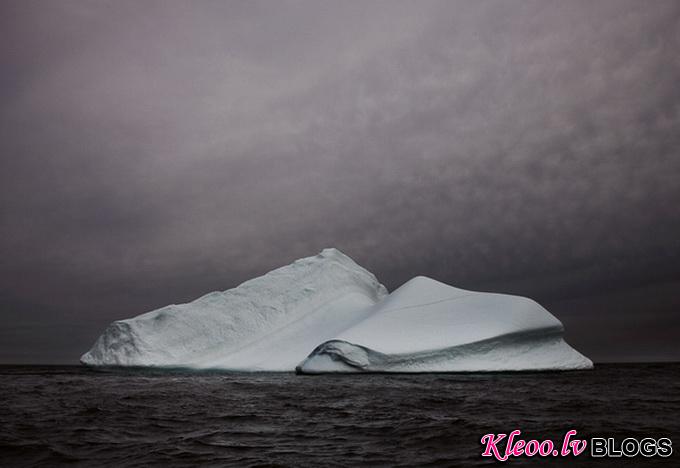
[1,0,679,363]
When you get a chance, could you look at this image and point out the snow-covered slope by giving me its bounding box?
[80,248,387,370]
[82,249,592,372]
[296,276,592,373]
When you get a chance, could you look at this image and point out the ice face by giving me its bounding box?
[297,276,592,373]
[81,249,592,372]
[80,248,388,370]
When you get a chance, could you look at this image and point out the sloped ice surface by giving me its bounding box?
[80,248,387,370]
[297,276,592,373]
[81,249,592,372]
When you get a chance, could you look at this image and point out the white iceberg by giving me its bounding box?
[297,276,592,373]
[81,248,592,372]
[81,248,388,370]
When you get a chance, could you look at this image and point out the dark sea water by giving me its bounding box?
[1,364,679,467]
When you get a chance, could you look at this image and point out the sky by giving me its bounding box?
[1,0,679,364]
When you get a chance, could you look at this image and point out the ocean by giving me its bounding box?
[1,363,678,467]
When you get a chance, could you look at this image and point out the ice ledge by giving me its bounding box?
[296,332,593,374]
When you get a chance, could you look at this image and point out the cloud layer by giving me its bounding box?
[1,0,679,362]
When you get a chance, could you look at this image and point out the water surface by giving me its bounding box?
[1,364,678,466]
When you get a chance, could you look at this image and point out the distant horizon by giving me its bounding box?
[2,359,679,366]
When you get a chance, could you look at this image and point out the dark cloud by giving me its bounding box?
[1,0,679,363]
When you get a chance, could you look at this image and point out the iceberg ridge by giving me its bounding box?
[81,248,387,370]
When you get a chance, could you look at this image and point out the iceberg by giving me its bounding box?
[80,248,387,370]
[297,276,592,373]
[81,248,592,372]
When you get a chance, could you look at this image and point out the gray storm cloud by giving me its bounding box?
[1,0,679,363]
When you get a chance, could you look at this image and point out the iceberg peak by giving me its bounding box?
[81,249,387,369]
[317,247,345,258]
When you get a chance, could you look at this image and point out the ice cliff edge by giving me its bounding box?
[81,249,592,372]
